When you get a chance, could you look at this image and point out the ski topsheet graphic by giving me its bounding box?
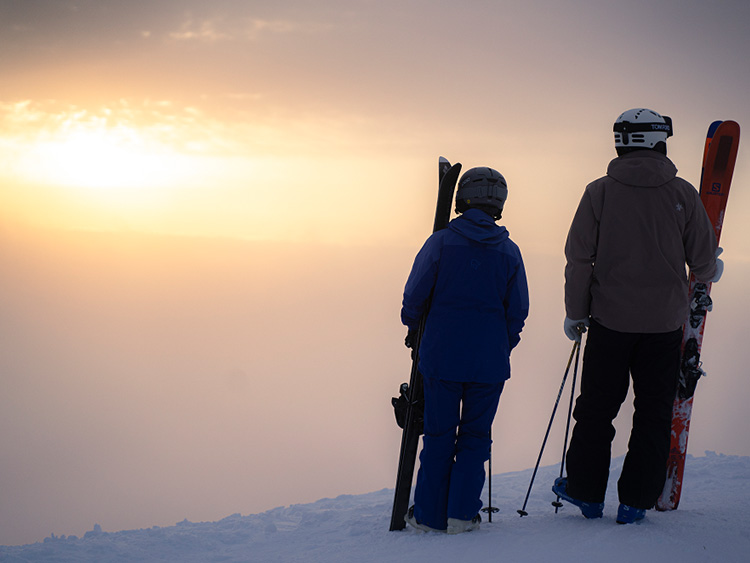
[389,157,461,531]
[656,120,740,511]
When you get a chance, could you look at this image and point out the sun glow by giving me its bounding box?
[0,103,236,233]
[22,122,191,193]
[1,100,401,242]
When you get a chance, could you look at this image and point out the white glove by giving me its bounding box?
[709,247,724,283]
[564,317,589,342]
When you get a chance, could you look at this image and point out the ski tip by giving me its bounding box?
[439,156,450,165]
[710,120,741,143]
[723,120,741,134]
[707,121,723,137]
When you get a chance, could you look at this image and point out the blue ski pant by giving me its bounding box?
[413,377,504,530]
[565,320,681,509]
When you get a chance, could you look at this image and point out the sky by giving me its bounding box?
[1,0,750,546]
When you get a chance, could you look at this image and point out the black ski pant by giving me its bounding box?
[565,319,681,510]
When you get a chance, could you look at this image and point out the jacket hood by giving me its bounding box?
[449,208,509,244]
[607,150,678,188]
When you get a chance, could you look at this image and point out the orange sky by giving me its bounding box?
[2,0,749,250]
[1,0,749,547]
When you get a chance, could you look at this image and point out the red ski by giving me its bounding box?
[656,120,740,511]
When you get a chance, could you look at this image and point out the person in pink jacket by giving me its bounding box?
[552,108,723,524]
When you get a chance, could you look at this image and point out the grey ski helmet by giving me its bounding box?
[455,167,508,219]
[613,108,673,151]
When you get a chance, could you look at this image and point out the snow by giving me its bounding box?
[2,452,748,562]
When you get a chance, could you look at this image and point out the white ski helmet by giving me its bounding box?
[455,167,508,219]
[613,108,673,150]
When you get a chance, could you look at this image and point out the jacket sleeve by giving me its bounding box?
[401,234,442,330]
[564,187,598,320]
[683,188,718,282]
[505,250,530,351]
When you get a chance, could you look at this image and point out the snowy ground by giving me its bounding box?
[1,452,748,562]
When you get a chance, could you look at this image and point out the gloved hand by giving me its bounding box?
[404,328,418,349]
[564,317,589,342]
[710,247,724,283]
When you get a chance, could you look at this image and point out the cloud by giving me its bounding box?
[0,95,403,181]
[166,13,330,43]
[167,16,231,42]
[0,99,216,156]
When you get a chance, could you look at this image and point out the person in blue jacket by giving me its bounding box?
[401,166,529,534]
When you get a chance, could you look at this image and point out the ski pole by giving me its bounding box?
[518,338,580,517]
[552,337,581,512]
[482,429,499,522]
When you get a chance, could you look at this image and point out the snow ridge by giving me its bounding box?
[1,453,748,562]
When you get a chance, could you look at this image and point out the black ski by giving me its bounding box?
[389,157,461,531]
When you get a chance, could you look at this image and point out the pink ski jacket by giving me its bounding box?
[565,150,718,333]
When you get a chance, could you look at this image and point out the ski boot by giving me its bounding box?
[552,477,604,519]
[404,506,446,533]
[616,504,646,524]
[447,514,481,534]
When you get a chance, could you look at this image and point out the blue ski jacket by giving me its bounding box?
[401,208,529,384]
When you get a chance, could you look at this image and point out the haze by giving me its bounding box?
[1,0,749,545]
